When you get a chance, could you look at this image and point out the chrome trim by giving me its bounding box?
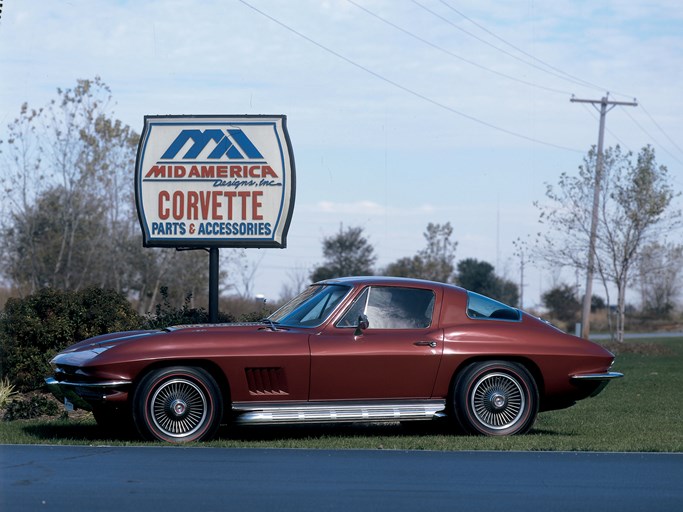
[570,371,623,398]
[232,399,446,425]
[570,371,624,381]
[45,377,132,411]
[46,377,132,388]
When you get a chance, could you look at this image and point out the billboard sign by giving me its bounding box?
[135,115,295,248]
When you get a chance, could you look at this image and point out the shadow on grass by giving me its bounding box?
[17,418,464,444]
[218,422,451,442]
[21,420,118,443]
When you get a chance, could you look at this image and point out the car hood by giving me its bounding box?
[51,323,285,366]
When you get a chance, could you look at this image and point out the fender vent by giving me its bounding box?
[245,367,289,396]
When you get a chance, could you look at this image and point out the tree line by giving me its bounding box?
[310,222,520,306]
[1,77,680,343]
[0,78,230,312]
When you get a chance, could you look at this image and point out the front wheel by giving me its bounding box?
[453,361,538,436]
[132,366,223,443]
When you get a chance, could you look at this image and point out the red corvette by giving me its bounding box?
[46,277,622,443]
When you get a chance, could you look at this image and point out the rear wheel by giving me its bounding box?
[453,360,538,436]
[132,366,223,443]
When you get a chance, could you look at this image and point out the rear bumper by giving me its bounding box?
[570,371,624,397]
[45,377,132,411]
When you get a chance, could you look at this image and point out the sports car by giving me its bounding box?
[46,276,622,443]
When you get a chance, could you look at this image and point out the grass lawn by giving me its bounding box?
[1,337,681,451]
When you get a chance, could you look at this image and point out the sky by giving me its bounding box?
[1,0,682,308]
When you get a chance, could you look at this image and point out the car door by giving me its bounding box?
[309,285,443,400]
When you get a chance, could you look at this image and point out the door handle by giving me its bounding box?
[414,341,437,348]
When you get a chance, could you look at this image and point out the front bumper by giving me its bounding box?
[45,377,132,411]
[570,371,624,397]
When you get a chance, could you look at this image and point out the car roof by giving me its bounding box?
[317,275,466,292]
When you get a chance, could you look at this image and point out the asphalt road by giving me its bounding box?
[1,445,681,511]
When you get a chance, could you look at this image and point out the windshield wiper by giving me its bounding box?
[260,318,280,331]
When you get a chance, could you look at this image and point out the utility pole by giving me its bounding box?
[570,93,637,339]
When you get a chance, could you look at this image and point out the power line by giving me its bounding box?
[434,2,681,170]
[414,0,636,100]
[640,102,683,158]
[571,94,638,340]
[579,103,631,152]
[621,108,683,168]
[346,0,572,96]
[237,0,583,153]
[436,0,635,98]
[580,100,683,170]
[411,0,605,92]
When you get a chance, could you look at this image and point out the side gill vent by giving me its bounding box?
[245,367,289,396]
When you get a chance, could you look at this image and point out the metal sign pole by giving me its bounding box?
[209,247,219,323]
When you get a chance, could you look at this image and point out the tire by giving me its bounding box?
[453,360,538,436]
[132,366,223,443]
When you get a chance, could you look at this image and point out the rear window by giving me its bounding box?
[466,292,521,322]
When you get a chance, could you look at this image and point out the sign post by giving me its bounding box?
[135,115,296,321]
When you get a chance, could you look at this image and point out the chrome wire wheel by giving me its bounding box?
[454,361,538,436]
[134,366,223,443]
[470,372,524,431]
[150,378,208,439]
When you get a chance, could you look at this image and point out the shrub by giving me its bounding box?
[0,377,17,408]
[0,286,269,393]
[3,394,60,421]
[0,288,142,392]
[142,287,235,329]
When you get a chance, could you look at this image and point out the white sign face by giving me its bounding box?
[135,115,295,248]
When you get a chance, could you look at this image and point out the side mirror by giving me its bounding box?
[354,314,369,336]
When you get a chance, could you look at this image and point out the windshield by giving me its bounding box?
[268,284,352,327]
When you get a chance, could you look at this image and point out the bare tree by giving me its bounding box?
[638,242,683,318]
[384,222,457,282]
[537,145,679,341]
[1,78,133,291]
[1,77,212,310]
[222,249,265,300]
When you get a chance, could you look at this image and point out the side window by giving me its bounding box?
[466,292,521,322]
[337,286,435,329]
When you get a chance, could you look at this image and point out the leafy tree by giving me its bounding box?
[456,258,519,306]
[133,248,211,314]
[537,145,679,341]
[591,295,606,312]
[542,284,580,323]
[4,186,105,290]
[0,78,137,292]
[384,222,457,282]
[310,225,376,282]
[0,77,211,311]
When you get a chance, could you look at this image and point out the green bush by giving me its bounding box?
[0,288,142,392]
[3,395,60,421]
[0,286,269,393]
[142,287,235,329]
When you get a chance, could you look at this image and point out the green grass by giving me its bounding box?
[1,338,682,451]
